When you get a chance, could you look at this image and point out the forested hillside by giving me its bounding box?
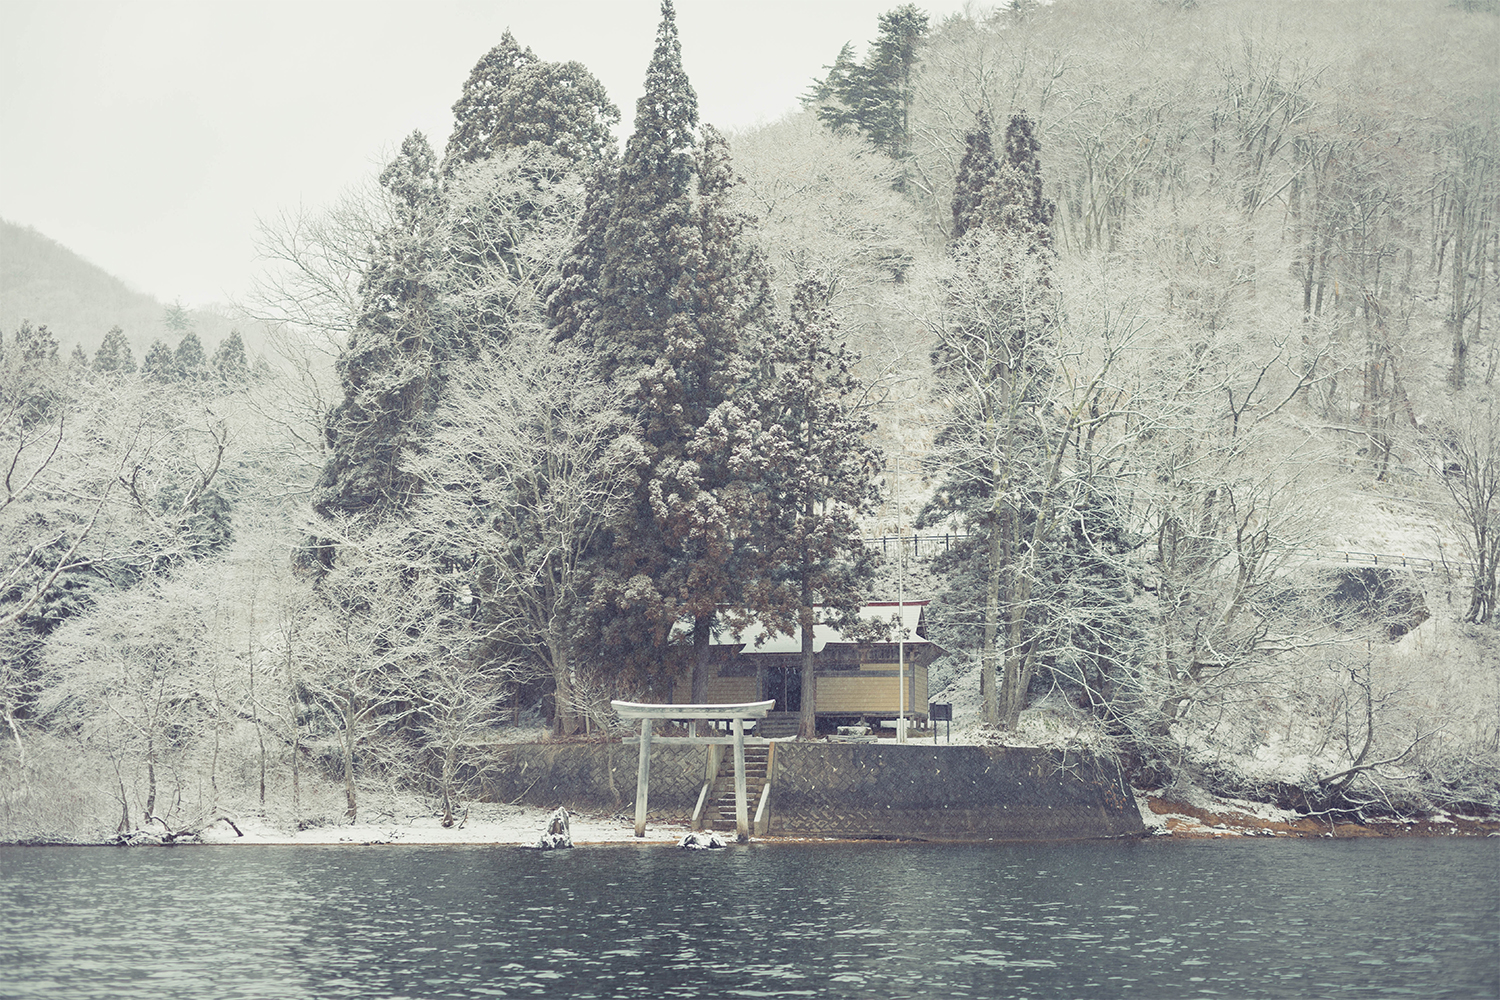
[2,0,1496,841]
[1,219,269,366]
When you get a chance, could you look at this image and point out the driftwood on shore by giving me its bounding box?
[113,815,244,846]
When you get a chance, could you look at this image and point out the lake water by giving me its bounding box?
[1,839,1495,999]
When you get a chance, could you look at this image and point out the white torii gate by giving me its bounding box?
[611,699,775,843]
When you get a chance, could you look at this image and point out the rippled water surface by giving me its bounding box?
[1,838,1495,999]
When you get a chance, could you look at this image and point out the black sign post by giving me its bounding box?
[929,702,952,743]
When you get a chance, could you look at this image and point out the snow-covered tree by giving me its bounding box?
[920,112,1060,729]
[37,571,220,832]
[174,331,209,382]
[211,330,249,384]
[443,30,619,171]
[410,331,632,736]
[548,1,774,691]
[808,4,930,163]
[141,339,174,382]
[11,321,59,365]
[313,131,445,525]
[442,144,586,357]
[1426,392,1500,624]
[741,277,882,738]
[93,326,136,374]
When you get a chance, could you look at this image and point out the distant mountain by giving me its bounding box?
[0,219,266,358]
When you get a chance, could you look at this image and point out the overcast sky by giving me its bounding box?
[1,0,974,310]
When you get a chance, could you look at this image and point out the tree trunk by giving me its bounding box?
[116,773,131,834]
[440,749,456,828]
[549,631,578,737]
[144,738,157,821]
[690,616,713,704]
[1449,200,1470,390]
[292,725,301,820]
[341,691,357,821]
[982,522,1001,728]
[797,610,817,740]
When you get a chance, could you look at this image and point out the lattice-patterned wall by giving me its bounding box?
[480,743,706,817]
[478,741,1142,840]
[768,744,1141,841]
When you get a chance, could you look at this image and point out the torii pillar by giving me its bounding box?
[611,700,775,842]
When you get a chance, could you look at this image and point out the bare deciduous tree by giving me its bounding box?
[411,331,632,736]
[1427,393,1500,624]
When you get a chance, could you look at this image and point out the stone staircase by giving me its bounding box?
[712,744,770,829]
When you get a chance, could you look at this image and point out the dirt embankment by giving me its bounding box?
[1144,794,1500,839]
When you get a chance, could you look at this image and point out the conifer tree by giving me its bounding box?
[142,339,175,382]
[68,344,88,369]
[566,0,705,683]
[809,5,929,161]
[12,322,58,365]
[549,1,771,692]
[802,42,861,129]
[585,0,699,385]
[660,125,776,699]
[546,161,618,352]
[314,131,444,522]
[93,326,136,374]
[211,330,249,384]
[951,112,999,241]
[742,278,881,737]
[163,300,190,334]
[444,31,619,171]
[174,332,209,382]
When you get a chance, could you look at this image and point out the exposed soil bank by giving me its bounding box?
[1139,790,1500,839]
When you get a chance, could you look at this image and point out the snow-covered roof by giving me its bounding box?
[714,601,931,654]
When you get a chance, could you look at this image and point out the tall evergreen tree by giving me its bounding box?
[546,160,618,352]
[585,0,699,385]
[548,1,771,693]
[802,42,861,130]
[809,5,929,162]
[174,331,209,382]
[211,330,249,383]
[741,278,881,738]
[163,299,190,334]
[952,112,999,240]
[93,326,137,374]
[314,131,444,523]
[443,31,619,171]
[142,339,175,382]
[663,125,776,700]
[12,322,58,365]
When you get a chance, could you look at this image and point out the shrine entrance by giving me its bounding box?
[761,663,801,713]
[611,699,774,843]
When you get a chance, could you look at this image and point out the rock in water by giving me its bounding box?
[534,807,572,850]
[678,830,726,850]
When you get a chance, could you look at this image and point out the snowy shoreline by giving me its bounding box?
[1135,789,1500,840]
[8,791,1498,848]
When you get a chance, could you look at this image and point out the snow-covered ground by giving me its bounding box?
[194,800,693,847]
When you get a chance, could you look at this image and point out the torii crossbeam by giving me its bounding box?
[611,700,775,842]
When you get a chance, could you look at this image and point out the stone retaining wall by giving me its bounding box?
[479,741,1142,841]
[480,742,703,818]
[768,743,1141,841]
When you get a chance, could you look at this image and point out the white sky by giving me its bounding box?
[0,0,974,310]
